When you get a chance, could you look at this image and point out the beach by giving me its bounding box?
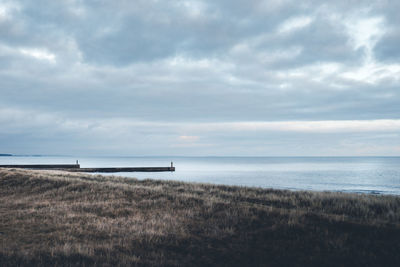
[1,168,400,266]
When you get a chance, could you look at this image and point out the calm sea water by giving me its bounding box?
[1,156,399,195]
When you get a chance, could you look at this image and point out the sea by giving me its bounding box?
[1,156,399,195]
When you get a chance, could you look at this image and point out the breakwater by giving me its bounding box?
[0,163,175,172]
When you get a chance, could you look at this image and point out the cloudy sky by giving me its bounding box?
[1,0,399,156]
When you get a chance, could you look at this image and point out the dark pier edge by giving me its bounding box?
[0,164,80,169]
[64,167,175,173]
[0,164,175,172]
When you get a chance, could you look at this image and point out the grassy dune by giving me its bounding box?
[1,168,400,266]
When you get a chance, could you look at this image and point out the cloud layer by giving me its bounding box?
[0,0,399,155]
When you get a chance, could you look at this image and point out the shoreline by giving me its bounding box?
[87,171,400,196]
[1,168,400,266]
[1,156,399,195]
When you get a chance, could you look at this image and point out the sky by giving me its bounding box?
[0,0,399,156]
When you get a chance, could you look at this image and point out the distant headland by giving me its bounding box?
[0,154,12,156]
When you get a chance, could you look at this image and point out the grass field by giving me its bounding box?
[1,168,400,266]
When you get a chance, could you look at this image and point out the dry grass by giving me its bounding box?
[0,168,400,266]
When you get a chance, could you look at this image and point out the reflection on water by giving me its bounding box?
[1,156,399,195]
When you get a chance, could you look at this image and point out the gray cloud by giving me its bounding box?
[0,0,399,155]
[375,30,400,62]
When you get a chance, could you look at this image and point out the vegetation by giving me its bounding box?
[1,168,400,266]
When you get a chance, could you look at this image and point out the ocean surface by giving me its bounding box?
[1,156,399,195]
